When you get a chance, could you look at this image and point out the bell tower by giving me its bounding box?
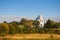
[39,13,44,28]
[36,11,44,28]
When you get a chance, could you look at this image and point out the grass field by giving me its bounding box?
[0,33,60,40]
[1,38,60,40]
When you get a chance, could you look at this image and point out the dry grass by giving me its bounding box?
[4,34,60,38]
[0,33,60,40]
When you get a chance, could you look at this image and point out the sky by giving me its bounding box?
[0,0,60,22]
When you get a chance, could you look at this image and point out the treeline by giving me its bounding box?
[0,18,60,36]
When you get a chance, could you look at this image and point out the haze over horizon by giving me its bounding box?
[0,0,60,22]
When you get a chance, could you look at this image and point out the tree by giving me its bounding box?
[44,19,55,28]
[18,25,29,33]
[33,20,39,27]
[0,22,9,36]
[19,18,34,27]
[53,22,60,28]
[9,21,19,34]
[8,24,16,35]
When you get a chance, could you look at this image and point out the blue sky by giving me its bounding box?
[0,0,60,22]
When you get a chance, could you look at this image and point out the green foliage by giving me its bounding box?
[8,24,16,35]
[18,25,27,33]
[54,22,60,28]
[0,18,60,36]
[0,23,9,36]
[19,18,34,27]
[9,21,19,34]
[33,20,39,27]
[44,19,56,28]
[0,26,6,36]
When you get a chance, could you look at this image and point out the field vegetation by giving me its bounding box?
[0,18,60,40]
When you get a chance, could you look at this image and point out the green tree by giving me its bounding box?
[9,21,19,34]
[8,24,16,35]
[44,19,55,28]
[19,18,34,27]
[53,22,60,28]
[33,20,39,27]
[0,22,9,36]
[18,25,29,33]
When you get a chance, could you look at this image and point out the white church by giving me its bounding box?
[36,12,44,28]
